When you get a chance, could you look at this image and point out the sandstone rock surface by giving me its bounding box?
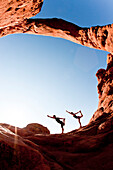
[0,1,113,54]
[0,123,50,170]
[0,123,113,169]
[0,0,43,28]
[0,123,50,136]
[90,53,113,134]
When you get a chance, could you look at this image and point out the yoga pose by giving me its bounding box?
[66,110,83,128]
[47,115,65,134]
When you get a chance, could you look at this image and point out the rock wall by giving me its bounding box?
[89,53,113,133]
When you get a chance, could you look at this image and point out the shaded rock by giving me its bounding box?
[0,123,50,137]
[0,123,113,169]
[90,53,113,134]
[97,119,112,134]
[22,123,50,136]
[0,124,50,170]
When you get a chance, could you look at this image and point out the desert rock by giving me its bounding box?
[0,1,113,54]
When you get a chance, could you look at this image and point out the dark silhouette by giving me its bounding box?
[66,110,83,128]
[47,115,65,134]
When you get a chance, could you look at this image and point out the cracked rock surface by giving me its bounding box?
[0,0,43,28]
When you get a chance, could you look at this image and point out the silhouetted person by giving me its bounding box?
[47,115,65,134]
[66,110,83,128]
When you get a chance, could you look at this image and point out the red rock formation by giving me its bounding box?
[0,123,50,136]
[0,1,113,54]
[1,18,113,54]
[0,0,43,28]
[90,53,113,133]
[0,124,50,170]
[0,123,113,169]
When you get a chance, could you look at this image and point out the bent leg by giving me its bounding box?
[80,111,83,117]
[63,118,65,125]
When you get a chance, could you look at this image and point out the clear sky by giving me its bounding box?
[0,0,112,134]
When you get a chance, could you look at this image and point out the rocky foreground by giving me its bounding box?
[0,121,113,170]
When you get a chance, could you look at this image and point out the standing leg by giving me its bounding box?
[62,127,64,134]
[78,118,82,128]
[77,111,83,128]
[61,119,65,134]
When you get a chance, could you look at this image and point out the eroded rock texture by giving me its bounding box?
[0,123,50,170]
[90,53,113,133]
[0,1,113,54]
[0,0,43,28]
[0,123,113,169]
[0,123,50,136]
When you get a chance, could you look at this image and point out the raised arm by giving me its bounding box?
[66,110,71,114]
[47,115,54,119]
[66,110,74,115]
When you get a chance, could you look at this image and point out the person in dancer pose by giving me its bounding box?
[47,115,65,134]
[66,110,83,128]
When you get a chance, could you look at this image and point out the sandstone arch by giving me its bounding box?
[0,0,113,54]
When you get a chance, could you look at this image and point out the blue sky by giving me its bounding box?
[0,0,112,133]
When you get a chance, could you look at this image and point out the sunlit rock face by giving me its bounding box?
[0,124,50,170]
[0,0,43,28]
[90,53,113,133]
[0,1,113,54]
[0,123,50,136]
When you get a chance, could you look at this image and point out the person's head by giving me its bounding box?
[53,115,56,118]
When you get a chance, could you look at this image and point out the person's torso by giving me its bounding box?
[55,117,62,124]
[73,114,78,119]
